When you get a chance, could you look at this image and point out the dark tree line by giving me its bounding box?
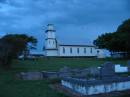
[0,34,37,69]
[94,18,130,57]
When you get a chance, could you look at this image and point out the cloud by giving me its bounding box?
[0,0,130,51]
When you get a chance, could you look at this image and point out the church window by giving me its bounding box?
[97,50,99,54]
[63,47,65,54]
[53,41,55,44]
[90,48,93,53]
[77,48,79,53]
[70,48,72,53]
[49,40,50,44]
[84,48,86,53]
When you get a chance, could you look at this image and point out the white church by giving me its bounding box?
[44,24,106,58]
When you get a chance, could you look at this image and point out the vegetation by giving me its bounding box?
[0,34,37,69]
[0,58,129,97]
[94,18,130,57]
[0,71,67,97]
[12,57,128,71]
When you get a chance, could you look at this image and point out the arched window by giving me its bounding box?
[53,41,55,44]
[48,40,50,44]
[77,48,79,54]
[70,48,72,53]
[90,48,93,53]
[63,47,65,54]
[97,50,100,54]
[84,48,86,53]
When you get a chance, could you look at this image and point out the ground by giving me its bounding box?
[0,58,129,97]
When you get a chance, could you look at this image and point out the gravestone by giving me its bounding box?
[59,66,72,77]
[43,71,58,78]
[88,67,100,76]
[100,62,116,79]
[59,66,71,72]
[20,72,43,80]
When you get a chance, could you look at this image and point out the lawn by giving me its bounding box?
[12,57,128,71]
[0,58,129,97]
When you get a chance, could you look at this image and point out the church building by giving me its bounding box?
[44,24,105,58]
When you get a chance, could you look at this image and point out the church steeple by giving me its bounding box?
[46,24,56,32]
[45,24,57,50]
[45,24,56,39]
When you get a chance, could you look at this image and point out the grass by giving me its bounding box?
[12,57,128,71]
[0,69,67,97]
[0,57,129,97]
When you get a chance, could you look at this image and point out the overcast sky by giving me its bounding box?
[0,0,130,52]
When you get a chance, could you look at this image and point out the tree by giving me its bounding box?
[117,19,130,33]
[0,34,37,69]
[2,34,37,57]
[94,33,113,51]
[0,40,13,68]
[94,18,130,57]
[116,19,130,54]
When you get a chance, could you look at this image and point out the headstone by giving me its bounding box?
[115,64,128,73]
[43,71,58,78]
[20,72,43,80]
[100,62,116,79]
[59,66,71,77]
[59,66,71,73]
[89,67,100,76]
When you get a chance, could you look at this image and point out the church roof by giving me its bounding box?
[57,38,95,47]
[59,44,96,47]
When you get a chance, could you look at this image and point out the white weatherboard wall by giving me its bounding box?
[59,46,98,57]
[115,64,128,73]
[61,79,130,96]
[46,50,58,56]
